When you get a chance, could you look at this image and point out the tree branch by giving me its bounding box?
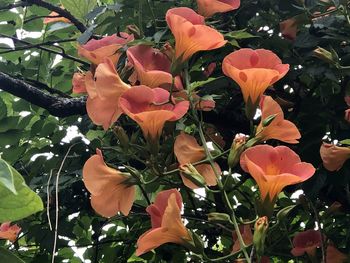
[0,71,86,117]
[0,33,89,66]
[0,1,32,11]
[25,0,87,33]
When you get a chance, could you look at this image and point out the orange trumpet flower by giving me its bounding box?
[197,0,240,17]
[78,33,134,65]
[0,222,21,242]
[256,96,301,144]
[136,189,192,256]
[320,143,350,171]
[119,86,189,141]
[43,6,71,24]
[240,145,315,203]
[127,45,183,89]
[72,72,87,94]
[166,7,227,62]
[291,230,322,258]
[84,58,130,130]
[174,132,220,189]
[83,149,135,217]
[222,49,289,107]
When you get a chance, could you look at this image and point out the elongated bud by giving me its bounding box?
[180,164,206,188]
[126,24,142,39]
[113,126,129,149]
[313,47,339,66]
[228,133,247,168]
[123,165,142,183]
[262,114,277,127]
[207,212,232,224]
[184,230,204,255]
[253,216,269,259]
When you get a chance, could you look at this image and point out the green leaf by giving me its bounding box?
[0,247,24,263]
[225,29,258,40]
[0,159,16,194]
[339,139,350,145]
[0,159,43,223]
[60,0,97,22]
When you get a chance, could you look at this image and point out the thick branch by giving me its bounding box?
[0,71,86,117]
[25,0,87,33]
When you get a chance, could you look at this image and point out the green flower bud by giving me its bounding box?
[180,164,206,188]
[253,216,269,259]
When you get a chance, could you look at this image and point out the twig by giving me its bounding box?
[52,144,77,263]
[46,169,53,231]
[24,0,87,33]
[0,33,88,65]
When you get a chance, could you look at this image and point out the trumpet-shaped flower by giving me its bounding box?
[82,149,135,217]
[222,49,289,106]
[197,0,240,17]
[320,143,350,171]
[0,222,21,242]
[127,45,183,89]
[174,132,219,189]
[240,145,315,203]
[256,96,301,144]
[166,7,227,62]
[291,230,322,257]
[78,33,134,65]
[119,86,189,141]
[136,189,192,256]
[85,58,130,130]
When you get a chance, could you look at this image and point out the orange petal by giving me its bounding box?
[174,132,206,164]
[256,96,301,143]
[136,193,191,256]
[91,184,135,217]
[0,223,21,242]
[166,7,227,62]
[197,0,240,17]
[232,224,253,253]
[320,143,350,171]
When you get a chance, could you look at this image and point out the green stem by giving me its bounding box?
[184,66,251,263]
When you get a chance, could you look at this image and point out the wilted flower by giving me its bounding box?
[197,0,240,18]
[82,149,135,217]
[320,143,350,171]
[232,224,253,253]
[0,222,21,242]
[280,18,298,41]
[136,189,192,256]
[166,7,227,63]
[291,230,322,258]
[326,244,348,263]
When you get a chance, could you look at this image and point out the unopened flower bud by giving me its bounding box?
[113,126,129,149]
[253,216,269,258]
[180,164,206,188]
[262,114,277,127]
[313,47,338,66]
[126,24,142,39]
[228,133,247,168]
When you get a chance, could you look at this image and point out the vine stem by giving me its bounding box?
[52,144,78,263]
[183,66,251,263]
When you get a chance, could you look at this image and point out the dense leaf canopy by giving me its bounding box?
[0,0,350,262]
